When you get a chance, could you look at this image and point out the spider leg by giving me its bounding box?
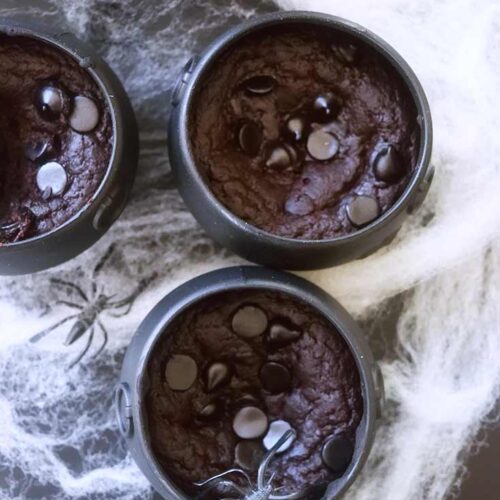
[55,300,83,310]
[106,296,132,309]
[29,314,79,343]
[106,273,158,311]
[67,327,95,369]
[93,243,116,279]
[107,302,134,318]
[50,278,88,302]
[92,320,109,358]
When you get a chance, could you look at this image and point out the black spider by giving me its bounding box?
[29,243,157,368]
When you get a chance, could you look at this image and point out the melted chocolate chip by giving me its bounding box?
[260,362,291,394]
[238,122,262,156]
[24,137,60,163]
[24,140,48,162]
[284,144,299,164]
[36,85,67,120]
[285,193,314,216]
[321,435,354,473]
[268,321,302,347]
[285,117,306,142]
[312,94,339,123]
[197,401,222,421]
[263,420,295,453]
[243,75,276,95]
[372,145,406,182]
[232,406,268,439]
[70,96,100,133]
[36,162,67,197]
[235,440,265,471]
[165,354,198,391]
[205,362,231,392]
[265,145,292,170]
[234,394,261,409]
[346,195,380,227]
[231,305,268,338]
[306,130,339,161]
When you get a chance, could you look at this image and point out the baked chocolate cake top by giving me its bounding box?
[0,35,113,244]
[190,25,419,240]
[145,289,363,498]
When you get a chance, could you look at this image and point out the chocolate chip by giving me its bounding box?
[24,137,60,163]
[260,362,291,394]
[263,420,295,453]
[268,321,302,347]
[285,193,314,216]
[165,354,198,391]
[70,96,100,133]
[238,122,262,156]
[321,435,354,473]
[346,195,380,227]
[372,145,406,182]
[331,44,357,64]
[284,144,299,164]
[235,393,261,409]
[205,362,231,392]
[232,305,268,338]
[235,440,265,471]
[265,145,292,170]
[312,94,339,123]
[243,75,276,95]
[36,162,67,197]
[197,401,222,421]
[36,86,67,120]
[24,141,48,162]
[306,130,339,161]
[232,406,268,439]
[285,117,306,142]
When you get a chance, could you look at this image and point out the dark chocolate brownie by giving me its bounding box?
[0,35,113,244]
[145,289,363,498]
[190,26,419,240]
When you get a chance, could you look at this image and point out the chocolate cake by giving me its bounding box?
[0,35,113,244]
[145,289,363,498]
[190,25,419,240]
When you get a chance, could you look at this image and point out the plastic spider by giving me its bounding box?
[29,243,157,368]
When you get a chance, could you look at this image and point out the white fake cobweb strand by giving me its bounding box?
[344,247,500,500]
[278,0,500,499]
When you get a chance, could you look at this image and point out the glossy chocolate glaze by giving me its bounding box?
[0,35,112,244]
[190,25,419,239]
[145,290,363,497]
